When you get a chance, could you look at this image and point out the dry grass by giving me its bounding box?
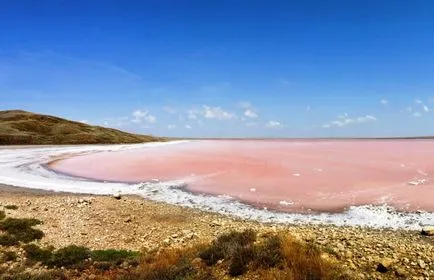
[0,110,164,145]
[112,230,352,280]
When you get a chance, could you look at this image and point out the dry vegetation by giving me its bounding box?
[0,209,352,280]
[0,110,163,145]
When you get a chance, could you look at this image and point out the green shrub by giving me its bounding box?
[0,218,43,244]
[91,249,139,265]
[253,235,283,268]
[199,229,257,266]
[49,245,90,268]
[0,234,19,246]
[0,210,5,220]
[4,205,18,210]
[228,247,254,276]
[22,244,53,264]
[1,250,18,262]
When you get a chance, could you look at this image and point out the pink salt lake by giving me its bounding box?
[48,140,434,213]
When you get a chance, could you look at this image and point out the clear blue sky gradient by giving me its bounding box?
[1,0,434,137]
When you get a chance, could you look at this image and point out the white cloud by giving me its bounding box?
[322,114,377,128]
[202,105,235,120]
[266,120,282,128]
[145,115,156,123]
[403,99,430,115]
[132,110,156,124]
[102,116,129,127]
[380,99,388,106]
[167,124,176,129]
[244,109,258,119]
[79,120,88,124]
[185,124,192,129]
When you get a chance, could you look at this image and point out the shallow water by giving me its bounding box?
[49,140,434,213]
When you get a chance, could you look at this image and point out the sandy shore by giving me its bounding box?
[1,184,433,279]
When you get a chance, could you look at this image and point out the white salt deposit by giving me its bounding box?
[0,142,433,230]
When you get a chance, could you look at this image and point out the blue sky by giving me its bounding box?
[1,1,434,137]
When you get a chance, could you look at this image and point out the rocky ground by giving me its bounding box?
[0,184,433,279]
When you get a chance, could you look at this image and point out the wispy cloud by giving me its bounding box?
[239,101,259,119]
[244,109,258,119]
[322,114,377,128]
[132,110,156,124]
[202,105,235,120]
[402,99,430,116]
[380,99,388,106]
[266,120,282,128]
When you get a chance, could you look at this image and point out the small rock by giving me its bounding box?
[417,259,426,269]
[421,226,434,236]
[211,220,221,227]
[163,239,171,246]
[113,193,122,200]
[377,258,394,273]
[395,268,407,277]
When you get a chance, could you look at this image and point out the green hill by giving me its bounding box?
[0,110,163,145]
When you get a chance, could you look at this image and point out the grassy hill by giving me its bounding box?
[0,110,163,145]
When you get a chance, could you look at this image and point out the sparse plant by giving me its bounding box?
[0,210,5,220]
[199,229,256,266]
[91,249,139,265]
[49,245,90,268]
[22,244,53,265]
[228,246,253,276]
[0,218,43,246]
[1,250,18,262]
[4,205,18,210]
[253,235,283,269]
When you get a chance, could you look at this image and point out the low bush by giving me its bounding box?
[0,218,43,245]
[199,229,256,266]
[228,246,254,276]
[0,211,5,220]
[0,234,19,247]
[1,251,18,262]
[4,205,18,210]
[22,244,53,265]
[23,244,90,268]
[253,234,283,269]
[49,245,90,268]
[91,249,139,265]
